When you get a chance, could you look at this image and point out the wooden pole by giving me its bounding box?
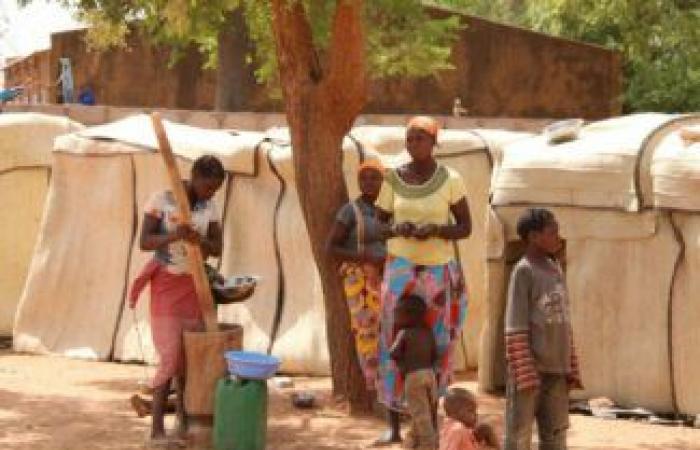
[150,112,218,332]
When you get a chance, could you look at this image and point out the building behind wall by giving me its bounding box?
[3,6,623,119]
[3,50,51,103]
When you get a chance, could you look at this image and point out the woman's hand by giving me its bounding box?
[173,223,200,244]
[393,222,416,238]
[377,222,394,241]
[413,224,439,240]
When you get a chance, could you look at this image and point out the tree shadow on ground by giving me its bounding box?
[266,380,386,449]
[0,388,148,450]
[81,377,145,395]
[267,416,380,450]
[3,354,700,450]
[0,336,12,350]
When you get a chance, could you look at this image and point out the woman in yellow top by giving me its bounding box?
[374,116,472,445]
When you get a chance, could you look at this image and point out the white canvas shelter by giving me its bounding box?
[13,115,260,362]
[0,113,82,334]
[13,114,530,375]
[479,113,700,415]
[645,114,700,414]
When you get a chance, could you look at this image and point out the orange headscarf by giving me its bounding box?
[358,159,385,175]
[407,115,439,140]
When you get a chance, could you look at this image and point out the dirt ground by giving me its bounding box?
[1,350,700,450]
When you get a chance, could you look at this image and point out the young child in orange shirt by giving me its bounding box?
[440,388,499,450]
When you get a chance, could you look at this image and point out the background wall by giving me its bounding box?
[4,7,622,119]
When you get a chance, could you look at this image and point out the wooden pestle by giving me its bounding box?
[150,113,218,332]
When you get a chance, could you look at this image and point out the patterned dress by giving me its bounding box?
[336,198,386,389]
[377,256,467,409]
[375,165,469,410]
[341,263,382,388]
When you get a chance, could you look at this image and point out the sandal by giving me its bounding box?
[130,394,151,418]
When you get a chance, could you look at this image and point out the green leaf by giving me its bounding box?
[27,0,466,88]
[436,0,700,112]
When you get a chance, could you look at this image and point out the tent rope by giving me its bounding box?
[634,113,700,210]
[667,213,684,415]
[265,140,287,355]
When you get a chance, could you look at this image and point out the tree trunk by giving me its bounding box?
[270,0,372,414]
[215,8,256,111]
[296,106,373,413]
[175,47,203,109]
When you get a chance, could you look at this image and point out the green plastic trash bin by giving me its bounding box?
[213,377,268,450]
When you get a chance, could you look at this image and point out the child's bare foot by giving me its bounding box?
[130,394,151,418]
[139,383,154,396]
[131,394,178,418]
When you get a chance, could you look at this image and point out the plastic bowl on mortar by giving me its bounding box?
[224,350,281,380]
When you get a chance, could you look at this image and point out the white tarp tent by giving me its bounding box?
[13,115,258,361]
[480,113,700,415]
[0,113,82,334]
[215,130,364,374]
[645,114,700,414]
[13,114,530,375]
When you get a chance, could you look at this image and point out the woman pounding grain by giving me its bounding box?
[129,155,225,447]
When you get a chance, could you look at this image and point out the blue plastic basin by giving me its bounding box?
[225,351,280,380]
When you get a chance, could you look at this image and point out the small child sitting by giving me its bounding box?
[440,388,499,450]
[390,294,438,450]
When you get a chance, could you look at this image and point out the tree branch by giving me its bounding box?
[270,0,318,95]
[322,0,368,130]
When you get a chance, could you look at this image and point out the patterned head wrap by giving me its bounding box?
[358,159,385,175]
[407,116,439,140]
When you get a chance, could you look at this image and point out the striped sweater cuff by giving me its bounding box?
[568,333,583,388]
[506,331,539,390]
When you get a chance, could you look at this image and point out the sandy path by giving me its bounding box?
[1,351,699,449]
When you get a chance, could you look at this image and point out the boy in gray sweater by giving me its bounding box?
[504,208,582,450]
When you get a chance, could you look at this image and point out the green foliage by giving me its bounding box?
[433,0,518,20]
[33,0,463,85]
[81,8,129,51]
[438,0,700,112]
[239,2,276,85]
[368,1,462,78]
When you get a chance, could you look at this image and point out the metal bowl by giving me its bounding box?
[213,276,258,305]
